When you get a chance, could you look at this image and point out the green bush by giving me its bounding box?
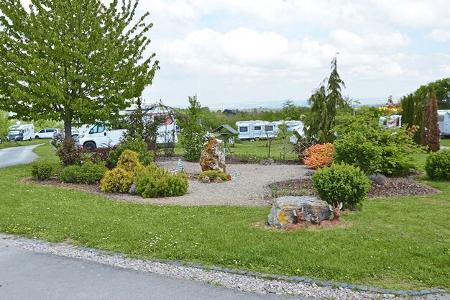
[60,162,106,184]
[199,170,229,182]
[107,137,153,168]
[425,150,450,180]
[334,126,418,176]
[312,163,371,210]
[116,149,143,173]
[31,161,57,180]
[135,165,188,198]
[100,167,134,193]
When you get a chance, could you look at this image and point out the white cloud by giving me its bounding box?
[428,29,450,42]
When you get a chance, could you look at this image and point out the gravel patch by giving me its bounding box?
[2,234,446,299]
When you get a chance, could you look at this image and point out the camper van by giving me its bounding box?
[236,120,304,140]
[438,110,450,137]
[379,115,402,129]
[78,105,178,149]
[7,124,34,141]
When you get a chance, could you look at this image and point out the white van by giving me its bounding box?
[78,106,178,149]
[438,110,450,137]
[7,124,34,141]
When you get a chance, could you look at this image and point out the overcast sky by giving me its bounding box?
[133,0,450,109]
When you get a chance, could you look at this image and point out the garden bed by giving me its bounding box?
[269,176,439,199]
[28,160,309,207]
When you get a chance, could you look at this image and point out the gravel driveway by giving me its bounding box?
[110,161,308,207]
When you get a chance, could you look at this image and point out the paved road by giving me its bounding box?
[0,146,298,300]
[0,145,41,168]
[0,243,291,300]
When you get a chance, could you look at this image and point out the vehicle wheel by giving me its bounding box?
[29,137,32,141]
[83,141,96,150]
[35,136,39,139]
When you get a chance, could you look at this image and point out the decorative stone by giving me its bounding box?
[128,183,137,195]
[268,196,332,228]
[260,158,275,166]
[199,176,210,183]
[369,173,387,186]
[200,137,226,173]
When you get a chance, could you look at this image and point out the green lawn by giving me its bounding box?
[174,139,298,161]
[0,144,449,291]
[441,138,450,148]
[0,139,47,149]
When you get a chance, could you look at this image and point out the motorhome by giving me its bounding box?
[78,105,178,149]
[236,120,304,140]
[438,110,450,137]
[379,115,402,129]
[7,124,34,141]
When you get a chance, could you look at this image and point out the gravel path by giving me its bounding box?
[106,161,309,206]
[3,234,445,300]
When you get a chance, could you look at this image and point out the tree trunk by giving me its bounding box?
[64,116,72,141]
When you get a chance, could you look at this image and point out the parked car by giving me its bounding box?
[7,124,34,141]
[35,128,59,139]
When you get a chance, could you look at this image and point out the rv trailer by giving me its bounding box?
[438,110,450,137]
[236,120,304,140]
[7,124,34,141]
[379,115,402,129]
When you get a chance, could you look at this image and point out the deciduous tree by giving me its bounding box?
[0,0,159,140]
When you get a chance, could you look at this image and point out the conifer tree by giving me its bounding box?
[423,90,440,152]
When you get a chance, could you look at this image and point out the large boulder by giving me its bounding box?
[200,137,226,173]
[268,196,331,228]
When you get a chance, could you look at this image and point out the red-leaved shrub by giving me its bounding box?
[303,143,334,169]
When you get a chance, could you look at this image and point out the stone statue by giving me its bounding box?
[200,137,226,173]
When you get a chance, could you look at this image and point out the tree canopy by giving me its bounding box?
[0,0,159,138]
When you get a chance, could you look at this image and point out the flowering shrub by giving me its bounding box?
[303,143,334,169]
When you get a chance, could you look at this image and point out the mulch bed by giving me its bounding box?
[269,176,440,199]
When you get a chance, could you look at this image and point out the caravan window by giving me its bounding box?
[239,126,248,133]
[253,126,261,130]
[438,115,444,122]
[265,125,274,132]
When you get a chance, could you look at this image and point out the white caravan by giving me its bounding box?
[78,105,178,149]
[438,110,450,137]
[379,115,402,129]
[7,124,34,141]
[236,120,304,140]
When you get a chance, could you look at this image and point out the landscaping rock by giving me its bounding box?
[260,158,274,166]
[128,183,137,195]
[268,196,331,228]
[369,173,387,186]
[200,137,226,173]
[199,176,210,183]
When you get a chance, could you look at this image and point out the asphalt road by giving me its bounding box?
[0,144,40,168]
[0,243,291,300]
[0,146,298,300]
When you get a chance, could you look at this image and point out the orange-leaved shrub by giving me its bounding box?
[303,143,334,169]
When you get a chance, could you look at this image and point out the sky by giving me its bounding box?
[134,0,450,109]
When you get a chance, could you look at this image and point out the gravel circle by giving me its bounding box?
[3,234,446,299]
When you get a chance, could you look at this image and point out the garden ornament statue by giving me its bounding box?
[292,207,305,224]
[329,202,343,223]
[176,158,184,173]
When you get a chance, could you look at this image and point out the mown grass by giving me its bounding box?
[0,144,449,291]
[0,139,46,149]
[441,138,450,148]
[174,139,298,161]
